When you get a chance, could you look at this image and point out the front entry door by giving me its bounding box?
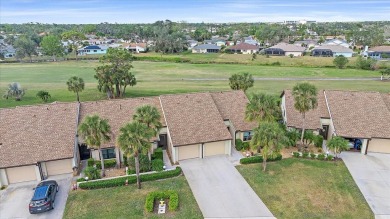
[158,134,167,149]
[79,144,91,160]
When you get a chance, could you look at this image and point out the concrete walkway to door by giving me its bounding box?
[341,152,390,218]
[180,155,275,219]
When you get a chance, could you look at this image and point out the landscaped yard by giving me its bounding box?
[237,158,373,219]
[63,176,202,219]
[1,60,389,108]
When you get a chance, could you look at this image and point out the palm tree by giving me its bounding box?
[3,82,25,101]
[245,93,280,123]
[133,105,162,136]
[292,82,318,145]
[78,115,111,177]
[117,121,153,189]
[66,76,85,102]
[327,136,349,158]
[251,122,285,171]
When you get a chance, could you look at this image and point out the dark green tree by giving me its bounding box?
[41,35,64,61]
[229,72,254,92]
[333,55,349,69]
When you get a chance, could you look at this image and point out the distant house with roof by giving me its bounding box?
[365,46,390,60]
[187,40,198,49]
[226,43,259,54]
[294,40,318,49]
[192,44,221,53]
[122,43,147,53]
[264,43,306,56]
[77,45,108,55]
[311,45,354,57]
[324,39,350,48]
[0,44,16,58]
[243,36,258,45]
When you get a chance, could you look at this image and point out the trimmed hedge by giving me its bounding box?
[235,139,243,151]
[79,167,182,189]
[145,190,179,212]
[152,148,163,160]
[240,153,282,164]
[95,159,117,169]
[151,159,164,172]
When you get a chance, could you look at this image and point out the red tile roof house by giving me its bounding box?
[0,91,256,186]
[281,90,390,155]
[226,43,259,54]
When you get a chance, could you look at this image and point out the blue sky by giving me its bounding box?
[1,0,389,24]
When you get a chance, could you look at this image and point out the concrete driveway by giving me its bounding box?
[341,152,390,218]
[180,155,274,219]
[0,174,72,219]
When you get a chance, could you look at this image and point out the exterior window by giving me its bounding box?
[94,50,97,52]
[101,148,116,159]
[243,131,252,141]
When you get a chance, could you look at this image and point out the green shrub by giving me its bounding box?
[77,178,86,182]
[333,55,349,69]
[314,135,324,148]
[87,158,95,167]
[83,166,101,180]
[235,139,243,151]
[327,154,334,161]
[151,159,164,172]
[79,167,182,189]
[289,54,294,58]
[152,148,163,160]
[271,61,281,66]
[356,56,377,70]
[240,153,282,164]
[242,142,250,150]
[95,159,116,169]
[128,154,151,172]
[293,152,300,158]
[144,190,179,212]
[310,153,316,159]
[317,153,326,160]
[302,152,309,158]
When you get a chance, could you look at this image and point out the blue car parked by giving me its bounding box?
[29,180,58,214]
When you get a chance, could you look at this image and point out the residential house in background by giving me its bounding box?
[324,39,350,48]
[366,46,390,60]
[122,43,147,53]
[187,40,198,49]
[226,43,259,54]
[192,44,221,53]
[294,40,318,49]
[243,36,258,45]
[311,45,354,57]
[281,90,390,154]
[77,45,108,55]
[264,43,306,56]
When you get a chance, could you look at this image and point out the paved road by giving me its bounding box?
[341,152,390,219]
[0,174,72,219]
[184,77,381,81]
[180,155,275,219]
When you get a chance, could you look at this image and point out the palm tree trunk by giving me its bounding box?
[76,92,80,102]
[98,147,105,177]
[135,154,141,189]
[300,113,306,145]
[262,158,267,172]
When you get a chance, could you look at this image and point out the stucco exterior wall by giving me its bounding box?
[0,169,8,186]
[285,51,303,57]
[333,52,353,57]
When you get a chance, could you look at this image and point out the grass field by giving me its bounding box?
[1,60,389,108]
[63,176,203,219]
[237,159,373,219]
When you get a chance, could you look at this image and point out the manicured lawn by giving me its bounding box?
[63,176,202,219]
[1,61,389,108]
[237,159,373,219]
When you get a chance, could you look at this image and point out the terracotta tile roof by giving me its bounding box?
[228,43,259,51]
[283,90,329,130]
[368,46,390,52]
[160,92,232,147]
[325,90,390,139]
[79,97,165,148]
[0,102,78,168]
[210,90,257,131]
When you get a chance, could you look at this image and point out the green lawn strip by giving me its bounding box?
[236,158,373,219]
[63,176,202,219]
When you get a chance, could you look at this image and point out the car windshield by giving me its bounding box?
[32,185,48,201]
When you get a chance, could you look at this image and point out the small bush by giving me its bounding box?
[36,90,51,102]
[317,153,326,160]
[314,135,324,148]
[327,154,334,161]
[235,139,243,151]
[242,142,250,150]
[87,158,95,167]
[151,159,164,172]
[310,153,316,159]
[240,153,282,164]
[83,166,101,180]
[145,190,179,212]
[79,167,182,189]
[128,154,151,172]
[152,148,163,160]
[333,55,349,69]
[293,152,300,158]
[302,152,309,158]
[289,54,294,58]
[95,159,116,169]
[271,61,281,66]
[76,178,86,182]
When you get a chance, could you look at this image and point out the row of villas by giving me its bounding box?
[0,91,256,186]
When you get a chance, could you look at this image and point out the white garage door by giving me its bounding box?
[368,139,390,154]
[204,141,226,157]
[46,159,73,176]
[178,144,200,161]
[6,165,37,184]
